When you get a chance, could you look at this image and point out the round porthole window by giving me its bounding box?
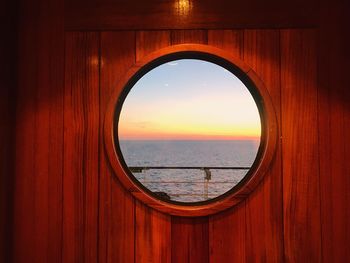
[104,44,277,216]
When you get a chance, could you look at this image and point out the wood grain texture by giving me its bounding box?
[63,32,99,263]
[207,30,243,57]
[172,217,209,263]
[14,26,37,261]
[100,31,136,263]
[208,30,247,263]
[12,13,349,261]
[135,31,172,263]
[171,30,207,45]
[136,31,171,61]
[13,0,65,262]
[280,29,321,262]
[209,205,246,262]
[65,0,319,30]
[319,0,350,261]
[135,202,171,263]
[36,6,65,263]
[243,29,284,262]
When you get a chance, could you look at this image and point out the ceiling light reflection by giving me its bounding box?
[174,0,193,16]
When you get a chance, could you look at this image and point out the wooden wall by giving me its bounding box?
[0,0,17,262]
[3,0,349,262]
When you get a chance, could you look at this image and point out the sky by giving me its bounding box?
[118,59,261,140]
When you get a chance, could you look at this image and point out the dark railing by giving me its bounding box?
[130,166,250,172]
[128,166,250,201]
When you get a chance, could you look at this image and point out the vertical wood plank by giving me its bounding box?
[135,203,171,263]
[47,72,65,263]
[208,30,247,263]
[209,206,246,262]
[63,32,100,263]
[243,30,284,262]
[171,30,207,45]
[14,23,37,260]
[136,31,171,60]
[46,6,65,260]
[280,29,321,262]
[99,31,136,263]
[319,0,350,260]
[14,5,42,260]
[14,0,65,262]
[170,29,209,263]
[208,30,243,57]
[32,33,51,263]
[0,1,17,262]
[33,9,65,263]
[135,31,172,263]
[172,217,209,263]
[319,67,350,262]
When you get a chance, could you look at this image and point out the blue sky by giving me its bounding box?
[119,59,261,140]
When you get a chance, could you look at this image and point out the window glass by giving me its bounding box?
[117,59,261,203]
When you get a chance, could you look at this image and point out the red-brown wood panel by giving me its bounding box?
[170,29,209,263]
[11,0,350,260]
[208,30,243,57]
[207,30,247,263]
[14,64,37,262]
[135,31,172,263]
[135,203,171,263]
[99,31,136,263]
[172,217,209,263]
[65,0,319,30]
[36,8,65,263]
[319,64,350,262]
[136,31,171,60]
[243,29,284,262]
[63,32,99,263]
[0,64,15,261]
[171,30,207,45]
[319,1,350,260]
[280,29,321,262]
[14,5,38,260]
[1,0,17,262]
[209,205,246,262]
[32,37,51,263]
[13,0,65,262]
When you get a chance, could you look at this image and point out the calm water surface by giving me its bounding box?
[119,140,259,202]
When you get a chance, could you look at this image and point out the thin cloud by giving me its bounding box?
[167,61,178,66]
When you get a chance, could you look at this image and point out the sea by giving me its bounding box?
[119,140,260,202]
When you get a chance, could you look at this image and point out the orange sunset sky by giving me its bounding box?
[118,59,261,140]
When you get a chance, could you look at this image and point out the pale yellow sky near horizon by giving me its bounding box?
[118,59,261,140]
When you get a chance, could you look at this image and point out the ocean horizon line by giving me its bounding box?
[119,138,260,141]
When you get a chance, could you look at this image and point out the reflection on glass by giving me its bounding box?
[118,59,261,203]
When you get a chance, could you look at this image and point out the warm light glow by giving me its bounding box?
[118,59,261,141]
[174,0,192,16]
[90,56,99,66]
